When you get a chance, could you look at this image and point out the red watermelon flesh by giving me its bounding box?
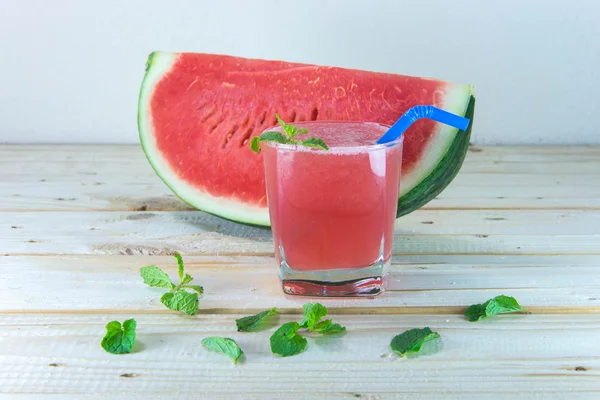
[138,52,474,226]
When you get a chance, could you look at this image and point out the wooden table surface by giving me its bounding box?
[1,145,599,399]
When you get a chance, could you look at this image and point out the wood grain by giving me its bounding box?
[1,145,599,398]
[1,255,599,311]
[1,313,599,399]
[2,145,599,212]
[2,210,599,256]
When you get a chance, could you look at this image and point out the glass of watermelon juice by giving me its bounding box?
[261,121,403,297]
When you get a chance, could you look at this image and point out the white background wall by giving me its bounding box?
[0,0,598,145]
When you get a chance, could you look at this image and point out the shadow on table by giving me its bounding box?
[175,211,272,239]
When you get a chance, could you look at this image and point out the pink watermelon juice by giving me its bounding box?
[262,121,403,297]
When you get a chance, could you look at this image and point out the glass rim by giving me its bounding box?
[260,120,404,153]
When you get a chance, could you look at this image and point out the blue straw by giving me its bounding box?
[377,105,470,144]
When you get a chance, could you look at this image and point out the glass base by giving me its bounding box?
[279,259,390,298]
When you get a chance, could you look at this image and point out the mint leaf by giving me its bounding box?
[312,319,346,335]
[250,113,328,152]
[275,113,307,138]
[390,327,440,357]
[141,254,203,315]
[275,113,295,139]
[236,308,278,332]
[101,319,137,354]
[270,321,307,357]
[275,113,286,127]
[464,303,487,322]
[174,252,185,282]
[296,128,308,137]
[250,136,261,153]
[300,302,328,329]
[301,137,329,150]
[174,251,193,285]
[269,303,345,356]
[260,131,288,143]
[160,290,199,315]
[249,131,288,153]
[486,295,524,315]
[182,284,204,295]
[201,336,244,364]
[181,274,194,286]
[299,303,346,334]
[140,266,174,290]
[465,295,525,322]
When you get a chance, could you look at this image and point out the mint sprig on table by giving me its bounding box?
[249,113,329,152]
[201,337,244,364]
[270,322,308,357]
[140,253,203,315]
[107,258,530,360]
[101,319,137,355]
[465,295,526,322]
[390,327,440,357]
[300,302,346,334]
[270,302,346,357]
[236,308,278,332]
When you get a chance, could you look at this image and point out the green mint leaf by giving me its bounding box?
[465,295,525,322]
[174,253,185,282]
[486,295,524,315]
[181,274,194,285]
[275,113,286,127]
[275,113,304,138]
[101,319,137,355]
[270,321,307,357]
[140,266,175,290]
[275,113,293,139]
[250,136,261,153]
[300,302,328,329]
[464,303,488,322]
[272,113,328,147]
[260,131,288,143]
[249,131,289,153]
[312,319,346,335]
[236,308,278,332]
[301,137,329,150]
[182,284,204,295]
[161,290,199,315]
[201,337,244,364]
[390,327,440,357]
[141,254,203,313]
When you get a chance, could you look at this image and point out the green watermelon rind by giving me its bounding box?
[138,51,475,226]
[396,95,475,216]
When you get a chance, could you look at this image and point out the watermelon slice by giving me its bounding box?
[138,52,475,226]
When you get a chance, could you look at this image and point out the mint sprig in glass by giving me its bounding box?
[249,114,328,152]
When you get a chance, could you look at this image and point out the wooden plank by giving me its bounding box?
[4,176,600,212]
[1,145,599,212]
[1,144,599,398]
[6,176,600,207]
[1,255,599,311]
[1,210,599,255]
[3,208,600,235]
[0,313,599,398]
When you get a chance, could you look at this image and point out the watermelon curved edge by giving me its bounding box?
[396,94,475,217]
[138,51,475,226]
[138,52,270,226]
